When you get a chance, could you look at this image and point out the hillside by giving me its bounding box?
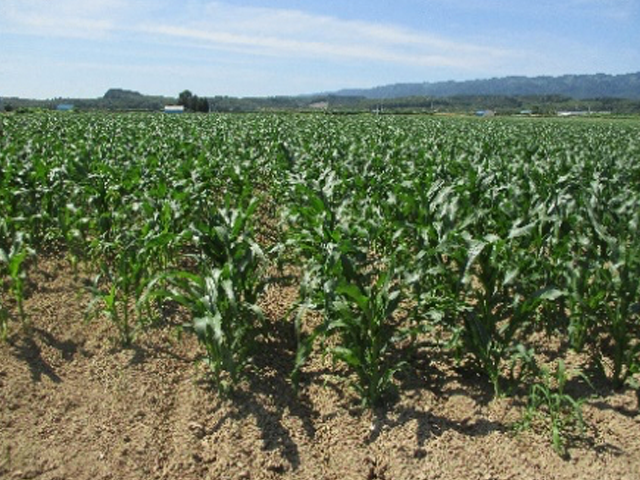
[333,72,640,99]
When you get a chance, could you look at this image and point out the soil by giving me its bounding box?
[1,257,639,480]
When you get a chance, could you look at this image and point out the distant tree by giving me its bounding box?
[177,90,208,112]
[196,96,209,112]
[178,90,194,109]
[104,88,144,100]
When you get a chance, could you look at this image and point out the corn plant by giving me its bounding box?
[161,265,264,393]
[592,248,640,388]
[457,229,564,396]
[189,197,265,299]
[290,235,409,407]
[394,183,473,346]
[0,259,9,341]
[562,196,640,388]
[518,361,588,457]
[562,255,604,353]
[326,266,406,406]
[0,231,33,333]
[282,163,412,405]
[147,197,266,393]
[59,202,91,278]
[86,227,155,346]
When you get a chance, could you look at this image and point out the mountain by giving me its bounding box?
[332,73,640,99]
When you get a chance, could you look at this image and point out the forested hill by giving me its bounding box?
[333,72,640,99]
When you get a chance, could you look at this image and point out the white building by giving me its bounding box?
[164,105,185,114]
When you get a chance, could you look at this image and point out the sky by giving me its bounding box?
[1,0,639,99]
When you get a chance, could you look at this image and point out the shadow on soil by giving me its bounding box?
[395,345,496,406]
[205,318,320,472]
[114,339,193,368]
[564,359,639,417]
[367,405,507,446]
[34,326,79,361]
[589,397,640,418]
[202,317,518,470]
[10,326,80,383]
[368,347,508,446]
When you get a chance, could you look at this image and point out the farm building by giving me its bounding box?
[56,104,74,111]
[309,101,329,111]
[164,105,185,114]
[558,110,589,117]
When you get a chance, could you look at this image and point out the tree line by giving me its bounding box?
[178,90,209,113]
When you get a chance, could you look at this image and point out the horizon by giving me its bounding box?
[1,1,639,99]
[3,71,640,102]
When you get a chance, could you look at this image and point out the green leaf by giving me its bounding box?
[463,239,487,284]
[503,268,519,286]
[332,346,362,368]
[336,283,369,312]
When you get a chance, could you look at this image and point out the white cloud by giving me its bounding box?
[0,0,515,70]
[0,0,127,37]
[140,2,514,70]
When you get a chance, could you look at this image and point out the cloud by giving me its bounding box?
[0,0,127,37]
[1,0,515,70]
[140,2,514,70]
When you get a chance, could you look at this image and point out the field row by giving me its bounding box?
[1,113,639,454]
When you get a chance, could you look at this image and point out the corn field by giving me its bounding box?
[1,112,639,454]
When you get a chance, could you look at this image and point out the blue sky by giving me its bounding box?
[1,0,638,98]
